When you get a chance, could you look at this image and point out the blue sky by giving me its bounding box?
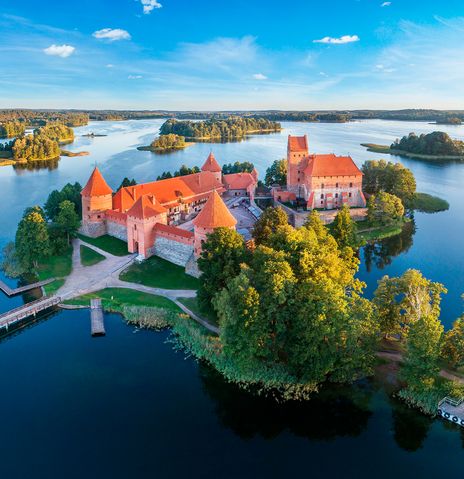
[1,0,464,110]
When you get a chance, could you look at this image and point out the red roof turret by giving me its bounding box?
[193,190,237,229]
[201,152,222,173]
[81,167,113,197]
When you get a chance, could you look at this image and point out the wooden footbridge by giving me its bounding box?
[0,295,61,331]
[90,298,105,336]
[0,278,55,297]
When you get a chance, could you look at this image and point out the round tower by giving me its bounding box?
[81,166,113,237]
[193,190,237,256]
[201,152,222,183]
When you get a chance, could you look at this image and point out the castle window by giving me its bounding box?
[336,182,339,188]
[297,178,300,182]
[134,224,137,230]
[321,201,324,205]
[320,194,324,199]
[321,183,324,189]
[350,182,353,188]
[335,193,338,198]
[349,192,352,198]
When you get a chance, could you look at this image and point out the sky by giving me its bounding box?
[1,0,464,110]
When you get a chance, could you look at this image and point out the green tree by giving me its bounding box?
[441,315,464,369]
[303,209,328,239]
[252,206,288,245]
[44,182,82,220]
[264,159,287,186]
[367,192,405,225]
[197,228,247,314]
[400,313,443,391]
[56,200,80,244]
[118,177,137,190]
[15,209,50,270]
[331,205,357,249]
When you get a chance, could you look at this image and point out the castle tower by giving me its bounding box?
[81,167,113,237]
[193,190,237,256]
[287,135,309,196]
[201,152,222,183]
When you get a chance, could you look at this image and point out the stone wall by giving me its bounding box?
[150,236,194,267]
[185,252,201,278]
[107,220,128,242]
[80,221,107,238]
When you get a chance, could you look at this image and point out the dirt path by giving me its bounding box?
[377,350,464,385]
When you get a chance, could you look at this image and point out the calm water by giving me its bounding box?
[1,119,464,477]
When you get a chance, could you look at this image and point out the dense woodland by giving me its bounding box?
[391,131,464,156]
[12,134,61,162]
[0,121,26,138]
[160,117,282,140]
[35,122,74,143]
[0,110,88,127]
[150,134,186,150]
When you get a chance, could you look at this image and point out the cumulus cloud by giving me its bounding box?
[128,75,143,79]
[141,0,162,14]
[106,64,114,68]
[313,35,360,45]
[43,44,75,58]
[252,73,267,80]
[381,2,392,6]
[93,28,131,41]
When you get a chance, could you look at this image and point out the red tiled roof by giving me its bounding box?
[201,152,222,172]
[127,195,167,220]
[223,172,256,190]
[288,135,308,152]
[114,171,224,212]
[81,167,113,197]
[304,154,362,177]
[154,223,194,239]
[193,190,237,229]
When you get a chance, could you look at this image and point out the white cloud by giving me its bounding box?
[313,35,360,44]
[93,28,131,41]
[252,73,267,80]
[128,75,143,79]
[141,0,162,14]
[43,44,75,58]
[106,64,114,68]
[381,2,392,6]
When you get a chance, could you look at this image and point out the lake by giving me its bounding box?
[0,119,463,477]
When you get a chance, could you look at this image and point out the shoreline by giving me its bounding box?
[361,143,464,161]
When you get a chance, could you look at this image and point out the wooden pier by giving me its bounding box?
[90,298,105,336]
[0,296,61,330]
[438,397,464,427]
[0,278,55,297]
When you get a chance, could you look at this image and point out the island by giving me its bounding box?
[82,132,108,137]
[159,116,282,141]
[0,120,26,138]
[137,133,193,153]
[362,131,464,161]
[435,117,462,125]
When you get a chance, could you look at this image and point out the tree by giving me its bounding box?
[303,209,328,239]
[331,205,357,249]
[222,161,254,174]
[197,228,247,314]
[118,177,137,190]
[56,200,80,244]
[44,182,82,220]
[252,206,288,245]
[367,192,404,225]
[400,314,443,391]
[15,210,50,270]
[441,316,464,369]
[373,269,447,339]
[264,159,287,186]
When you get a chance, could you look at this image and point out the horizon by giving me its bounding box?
[1,0,464,110]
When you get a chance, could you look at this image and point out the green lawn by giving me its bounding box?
[177,296,218,326]
[80,245,106,267]
[356,219,406,242]
[413,193,449,213]
[36,246,73,294]
[77,234,128,256]
[64,287,181,312]
[120,255,199,290]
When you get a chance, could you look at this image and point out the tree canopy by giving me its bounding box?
[252,206,288,246]
[392,131,464,156]
[264,159,287,186]
[151,134,186,150]
[367,191,405,225]
[222,161,254,174]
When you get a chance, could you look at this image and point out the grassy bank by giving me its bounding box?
[357,219,407,242]
[120,255,199,290]
[178,296,218,326]
[78,234,128,256]
[64,287,181,312]
[413,193,450,213]
[37,246,73,295]
[80,245,105,266]
[361,143,464,161]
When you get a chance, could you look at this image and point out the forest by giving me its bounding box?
[159,117,281,140]
[0,121,26,138]
[391,131,464,157]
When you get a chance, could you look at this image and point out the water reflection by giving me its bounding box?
[13,158,59,172]
[199,364,373,441]
[362,220,416,272]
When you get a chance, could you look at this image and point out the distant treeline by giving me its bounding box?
[0,121,26,138]
[0,110,88,127]
[160,117,281,140]
[392,131,464,156]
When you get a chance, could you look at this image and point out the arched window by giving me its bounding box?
[321,183,325,189]
[336,182,339,188]
[349,182,353,188]
[320,194,324,199]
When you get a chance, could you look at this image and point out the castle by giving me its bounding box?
[273,135,366,210]
[81,152,257,274]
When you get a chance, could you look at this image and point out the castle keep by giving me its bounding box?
[81,152,256,272]
[274,135,366,210]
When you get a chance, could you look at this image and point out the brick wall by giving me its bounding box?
[150,236,194,267]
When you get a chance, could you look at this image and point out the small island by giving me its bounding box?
[137,133,193,153]
[159,116,282,141]
[362,131,464,161]
[82,132,108,137]
[435,117,462,125]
